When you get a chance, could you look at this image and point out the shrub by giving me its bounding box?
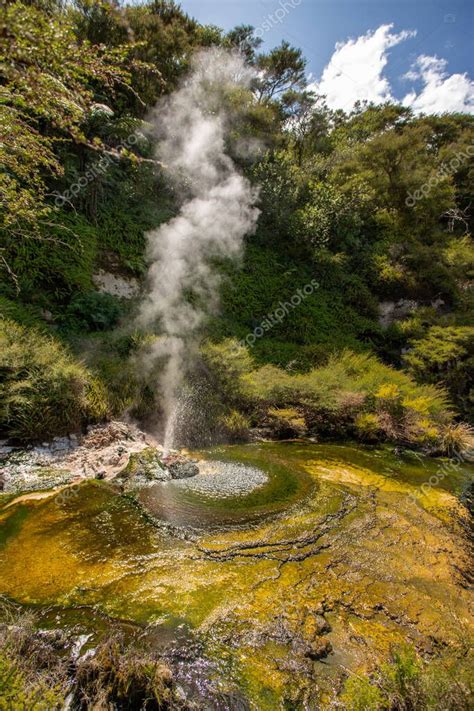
[266,407,307,438]
[404,326,474,418]
[439,422,474,458]
[74,632,174,710]
[201,341,455,451]
[218,409,251,441]
[0,608,68,710]
[355,412,381,440]
[0,319,109,441]
[62,291,123,332]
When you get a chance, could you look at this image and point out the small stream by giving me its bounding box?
[1,441,473,708]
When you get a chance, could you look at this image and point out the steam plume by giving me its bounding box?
[140,49,260,451]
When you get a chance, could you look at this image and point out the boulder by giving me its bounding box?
[166,458,199,479]
[305,639,333,660]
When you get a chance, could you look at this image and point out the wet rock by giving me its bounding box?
[313,614,331,635]
[305,639,333,660]
[167,459,200,480]
[117,447,171,486]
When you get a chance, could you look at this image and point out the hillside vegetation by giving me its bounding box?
[1,0,473,454]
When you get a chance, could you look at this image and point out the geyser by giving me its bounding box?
[140,49,260,451]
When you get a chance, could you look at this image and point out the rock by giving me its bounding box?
[313,614,331,635]
[378,299,418,329]
[92,270,139,299]
[305,639,333,660]
[40,309,53,323]
[167,460,199,479]
[117,447,172,486]
[95,471,106,480]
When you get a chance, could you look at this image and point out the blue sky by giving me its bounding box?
[180,0,474,113]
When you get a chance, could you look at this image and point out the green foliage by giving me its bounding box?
[254,41,307,102]
[0,319,109,441]
[1,213,99,303]
[340,644,474,711]
[218,409,251,441]
[380,644,423,707]
[0,652,66,711]
[62,291,123,332]
[443,235,474,283]
[404,326,474,418]
[0,609,68,710]
[341,675,386,711]
[0,297,45,329]
[201,341,454,450]
[0,0,137,254]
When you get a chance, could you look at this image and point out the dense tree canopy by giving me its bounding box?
[1,0,473,433]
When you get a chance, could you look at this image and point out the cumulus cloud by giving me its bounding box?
[402,55,474,114]
[311,24,474,115]
[309,24,416,111]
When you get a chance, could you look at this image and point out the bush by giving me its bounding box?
[201,340,455,451]
[0,319,109,441]
[217,409,251,441]
[404,326,474,418]
[74,633,174,710]
[438,422,474,457]
[266,407,307,438]
[62,291,123,332]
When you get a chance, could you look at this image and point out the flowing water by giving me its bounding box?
[0,442,473,708]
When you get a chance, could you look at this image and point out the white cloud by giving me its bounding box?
[308,24,416,111]
[311,24,474,115]
[402,55,474,114]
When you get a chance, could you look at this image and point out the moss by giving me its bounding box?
[0,443,472,708]
[0,505,30,550]
[119,447,166,479]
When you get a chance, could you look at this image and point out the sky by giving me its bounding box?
[180,0,474,114]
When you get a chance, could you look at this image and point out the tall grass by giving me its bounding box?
[0,319,109,441]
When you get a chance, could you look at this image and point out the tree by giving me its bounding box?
[225,24,262,64]
[0,1,144,283]
[254,41,307,102]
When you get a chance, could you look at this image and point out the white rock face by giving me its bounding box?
[92,270,140,299]
[0,421,155,493]
[378,299,418,328]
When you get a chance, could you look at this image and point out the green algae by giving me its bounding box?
[0,505,30,549]
[0,442,472,708]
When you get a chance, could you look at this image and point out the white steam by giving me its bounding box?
[140,49,260,451]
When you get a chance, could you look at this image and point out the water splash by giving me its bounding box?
[140,49,260,449]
